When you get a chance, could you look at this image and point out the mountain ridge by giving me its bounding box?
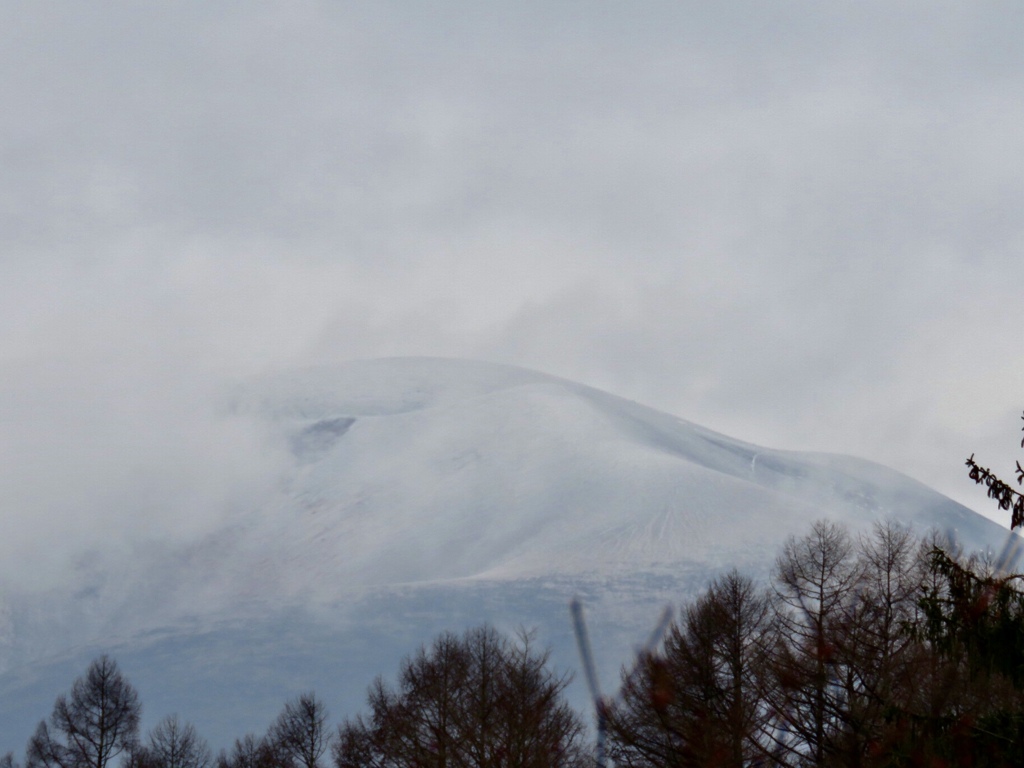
[0,357,1014,752]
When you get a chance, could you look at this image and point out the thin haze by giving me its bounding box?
[2,1,1022,585]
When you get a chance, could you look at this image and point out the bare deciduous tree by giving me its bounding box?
[268,694,331,768]
[767,520,861,767]
[334,625,587,768]
[607,570,772,768]
[826,520,925,761]
[137,716,211,768]
[25,655,141,768]
[215,735,268,768]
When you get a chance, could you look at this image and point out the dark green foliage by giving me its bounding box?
[904,547,1024,764]
[918,548,1024,687]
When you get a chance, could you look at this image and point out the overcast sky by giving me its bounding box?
[2,1,1023,581]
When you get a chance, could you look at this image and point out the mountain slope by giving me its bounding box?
[230,357,999,585]
[0,357,1013,752]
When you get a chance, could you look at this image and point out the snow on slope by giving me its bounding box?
[0,357,1014,752]
[230,357,1002,590]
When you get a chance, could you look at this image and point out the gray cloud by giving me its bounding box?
[2,0,1023,581]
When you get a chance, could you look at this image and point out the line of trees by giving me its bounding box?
[606,520,1024,767]
[3,627,587,768]
[5,521,1024,768]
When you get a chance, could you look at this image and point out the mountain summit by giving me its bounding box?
[0,358,1011,751]
[233,357,1000,583]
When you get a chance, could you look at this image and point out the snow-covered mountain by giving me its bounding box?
[0,358,1013,752]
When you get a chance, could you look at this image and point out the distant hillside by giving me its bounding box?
[0,358,1013,752]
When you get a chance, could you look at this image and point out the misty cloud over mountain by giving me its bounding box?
[0,358,1014,750]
